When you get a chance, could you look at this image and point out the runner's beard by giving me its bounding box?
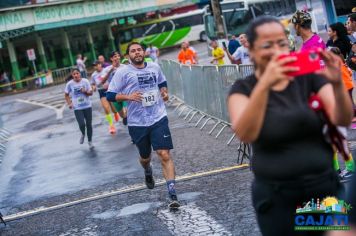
[131,56,144,65]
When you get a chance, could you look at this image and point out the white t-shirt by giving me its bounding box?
[76,58,86,72]
[108,62,167,127]
[90,69,106,89]
[64,79,92,110]
[232,46,251,64]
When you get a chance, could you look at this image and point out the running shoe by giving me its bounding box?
[88,141,94,150]
[123,117,127,126]
[79,135,84,144]
[114,112,120,122]
[339,169,354,182]
[109,125,116,134]
[145,174,155,189]
[168,195,180,209]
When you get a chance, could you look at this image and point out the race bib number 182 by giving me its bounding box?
[142,90,158,107]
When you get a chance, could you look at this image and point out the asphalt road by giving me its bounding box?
[0,84,258,235]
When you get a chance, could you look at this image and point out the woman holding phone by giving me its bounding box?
[227,16,352,236]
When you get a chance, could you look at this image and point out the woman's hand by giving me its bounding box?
[316,50,342,85]
[259,54,299,88]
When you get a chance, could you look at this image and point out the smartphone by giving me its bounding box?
[222,41,227,49]
[279,50,321,77]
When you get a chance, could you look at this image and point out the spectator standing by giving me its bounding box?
[210,40,225,65]
[225,34,251,65]
[184,41,198,63]
[145,44,159,63]
[178,42,196,65]
[228,35,241,55]
[76,54,87,78]
[326,22,352,59]
[228,16,352,236]
[98,55,111,68]
[291,10,326,51]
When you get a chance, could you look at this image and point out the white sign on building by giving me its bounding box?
[27,49,36,61]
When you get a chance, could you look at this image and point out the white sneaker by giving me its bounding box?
[79,135,84,144]
[88,141,94,150]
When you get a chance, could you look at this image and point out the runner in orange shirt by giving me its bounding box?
[178,42,196,65]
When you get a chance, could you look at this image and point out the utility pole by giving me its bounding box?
[210,0,225,39]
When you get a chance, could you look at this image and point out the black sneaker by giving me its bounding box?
[123,117,127,126]
[145,174,155,189]
[168,195,180,209]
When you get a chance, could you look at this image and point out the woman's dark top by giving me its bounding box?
[326,37,352,59]
[229,74,333,181]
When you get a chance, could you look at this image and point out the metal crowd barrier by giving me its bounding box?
[0,67,73,95]
[162,60,255,163]
[52,67,73,85]
[161,60,255,124]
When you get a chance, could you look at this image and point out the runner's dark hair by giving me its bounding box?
[71,67,81,74]
[126,42,144,55]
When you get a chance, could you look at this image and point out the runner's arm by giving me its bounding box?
[64,93,73,108]
[224,48,236,63]
[82,80,93,96]
[106,92,142,102]
[106,92,129,102]
[91,84,97,92]
[99,69,112,84]
[82,89,93,96]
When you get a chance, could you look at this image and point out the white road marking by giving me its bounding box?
[16,98,66,119]
[3,164,248,222]
[157,203,232,235]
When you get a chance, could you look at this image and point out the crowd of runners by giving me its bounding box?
[64,42,179,209]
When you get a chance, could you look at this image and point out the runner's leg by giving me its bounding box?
[74,109,86,143]
[151,117,179,207]
[128,126,155,189]
[84,107,93,142]
[100,96,115,134]
[110,102,120,122]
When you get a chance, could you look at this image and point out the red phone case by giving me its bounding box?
[279,50,321,77]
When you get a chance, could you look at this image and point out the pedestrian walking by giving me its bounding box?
[65,68,94,149]
[228,16,352,236]
[107,42,180,209]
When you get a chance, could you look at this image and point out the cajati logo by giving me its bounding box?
[294,197,352,231]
